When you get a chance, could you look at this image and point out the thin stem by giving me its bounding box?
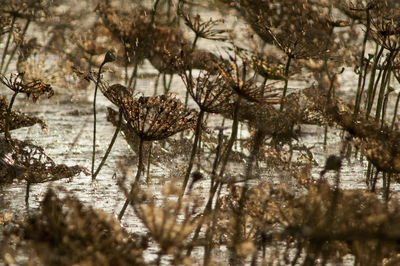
[127,62,138,91]
[280,55,292,111]
[146,142,153,183]
[118,137,144,220]
[375,51,395,122]
[25,180,30,209]
[381,83,391,128]
[91,61,106,179]
[365,46,384,117]
[93,111,122,180]
[3,19,31,75]
[0,15,16,74]
[4,91,18,140]
[391,92,400,129]
[150,0,161,26]
[182,109,204,193]
[354,9,370,115]
[218,98,241,177]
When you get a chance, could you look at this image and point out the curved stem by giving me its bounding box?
[5,91,18,140]
[118,137,144,220]
[91,62,105,180]
[93,111,122,180]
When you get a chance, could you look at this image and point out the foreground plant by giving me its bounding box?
[127,181,202,265]
[18,189,146,265]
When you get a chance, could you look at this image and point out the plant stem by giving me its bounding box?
[354,9,370,115]
[91,61,106,180]
[391,92,400,129]
[182,109,204,193]
[118,137,144,220]
[0,15,16,74]
[146,142,152,183]
[93,112,122,180]
[3,19,31,75]
[4,91,18,140]
[375,51,396,122]
[150,0,161,26]
[280,55,292,111]
[219,98,241,177]
[127,62,138,91]
[365,46,384,117]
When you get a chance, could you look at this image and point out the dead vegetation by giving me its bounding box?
[2,0,400,265]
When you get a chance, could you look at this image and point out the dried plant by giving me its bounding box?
[0,0,53,75]
[120,94,198,142]
[0,95,46,133]
[180,71,235,192]
[118,94,198,219]
[97,2,223,75]
[130,182,202,264]
[21,189,146,265]
[1,72,53,139]
[179,4,227,48]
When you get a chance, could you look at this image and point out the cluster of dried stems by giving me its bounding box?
[3,0,400,265]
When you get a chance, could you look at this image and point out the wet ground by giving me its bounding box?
[2,60,397,264]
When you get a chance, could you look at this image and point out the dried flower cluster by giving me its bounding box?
[120,94,198,141]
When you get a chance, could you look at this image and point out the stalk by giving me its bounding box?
[118,137,144,220]
[363,46,384,113]
[279,55,292,111]
[391,91,400,129]
[218,98,241,177]
[92,112,122,180]
[182,109,204,193]
[4,91,18,140]
[91,60,106,179]
[0,15,16,74]
[375,52,394,122]
[3,19,31,75]
[91,50,115,179]
[354,9,370,115]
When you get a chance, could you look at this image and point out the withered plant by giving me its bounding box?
[97,1,224,94]
[117,94,198,219]
[0,0,53,75]
[20,189,146,265]
[180,70,235,193]
[219,0,337,110]
[0,95,46,134]
[9,138,88,207]
[0,72,53,140]
[124,180,203,265]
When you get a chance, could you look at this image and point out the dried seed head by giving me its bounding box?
[103,49,116,64]
[120,94,198,141]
